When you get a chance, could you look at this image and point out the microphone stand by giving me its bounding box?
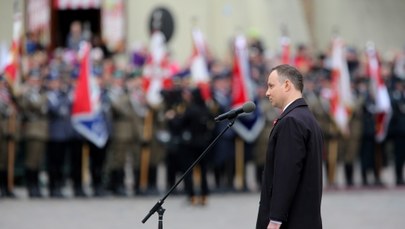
[142,118,236,229]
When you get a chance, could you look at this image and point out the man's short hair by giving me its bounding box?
[271,64,304,92]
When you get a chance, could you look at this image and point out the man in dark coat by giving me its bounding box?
[256,64,323,229]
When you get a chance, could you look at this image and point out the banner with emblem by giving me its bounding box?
[366,42,392,142]
[231,34,264,143]
[72,42,108,148]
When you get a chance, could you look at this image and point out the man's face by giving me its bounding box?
[28,77,41,87]
[265,71,285,109]
[47,79,61,90]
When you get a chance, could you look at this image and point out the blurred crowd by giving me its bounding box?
[1,21,405,205]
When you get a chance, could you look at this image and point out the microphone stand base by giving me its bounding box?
[158,206,166,229]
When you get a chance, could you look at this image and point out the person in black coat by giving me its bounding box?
[389,79,405,186]
[256,64,323,229]
[180,87,214,205]
[359,82,379,186]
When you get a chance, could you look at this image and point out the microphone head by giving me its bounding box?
[242,101,256,113]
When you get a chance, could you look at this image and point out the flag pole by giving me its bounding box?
[139,109,154,192]
[82,143,90,188]
[234,136,245,191]
[327,137,338,186]
[7,106,17,193]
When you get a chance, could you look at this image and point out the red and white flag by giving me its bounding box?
[231,34,253,108]
[72,42,108,148]
[190,28,211,101]
[280,35,291,65]
[366,42,392,142]
[230,34,264,143]
[142,31,173,107]
[330,37,353,134]
[3,12,22,92]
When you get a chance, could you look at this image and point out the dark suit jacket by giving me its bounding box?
[256,98,323,229]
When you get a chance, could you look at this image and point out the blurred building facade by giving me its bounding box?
[0,0,404,63]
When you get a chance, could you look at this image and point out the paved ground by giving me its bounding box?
[1,163,404,229]
[1,187,405,229]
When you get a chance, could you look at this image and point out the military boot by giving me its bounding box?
[344,164,354,187]
[111,170,126,197]
[48,170,63,198]
[26,169,42,198]
[0,170,16,198]
[92,169,106,197]
[0,170,8,198]
[133,169,141,196]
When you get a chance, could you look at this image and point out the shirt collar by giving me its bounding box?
[282,100,295,112]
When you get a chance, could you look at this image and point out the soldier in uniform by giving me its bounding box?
[69,94,87,197]
[339,80,365,187]
[128,69,165,196]
[181,87,214,204]
[19,69,49,198]
[310,74,340,187]
[0,75,17,198]
[389,79,405,186]
[126,69,152,195]
[253,84,279,189]
[143,106,166,195]
[46,70,73,198]
[107,70,143,196]
[210,69,237,192]
[87,66,111,197]
[161,83,186,193]
[306,56,344,187]
[359,79,379,186]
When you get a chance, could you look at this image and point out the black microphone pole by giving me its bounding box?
[142,118,237,229]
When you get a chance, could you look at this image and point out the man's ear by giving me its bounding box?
[284,79,291,91]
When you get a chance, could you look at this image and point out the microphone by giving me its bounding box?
[214,101,256,122]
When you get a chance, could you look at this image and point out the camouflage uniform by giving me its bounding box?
[308,83,340,186]
[19,75,48,198]
[127,72,164,195]
[338,89,364,186]
[0,79,18,198]
[107,72,143,196]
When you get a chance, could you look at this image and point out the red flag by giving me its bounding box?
[280,35,291,65]
[231,34,252,108]
[3,12,22,92]
[72,43,92,114]
[366,42,392,142]
[330,37,353,134]
[190,28,211,101]
[72,42,108,148]
[230,34,265,143]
